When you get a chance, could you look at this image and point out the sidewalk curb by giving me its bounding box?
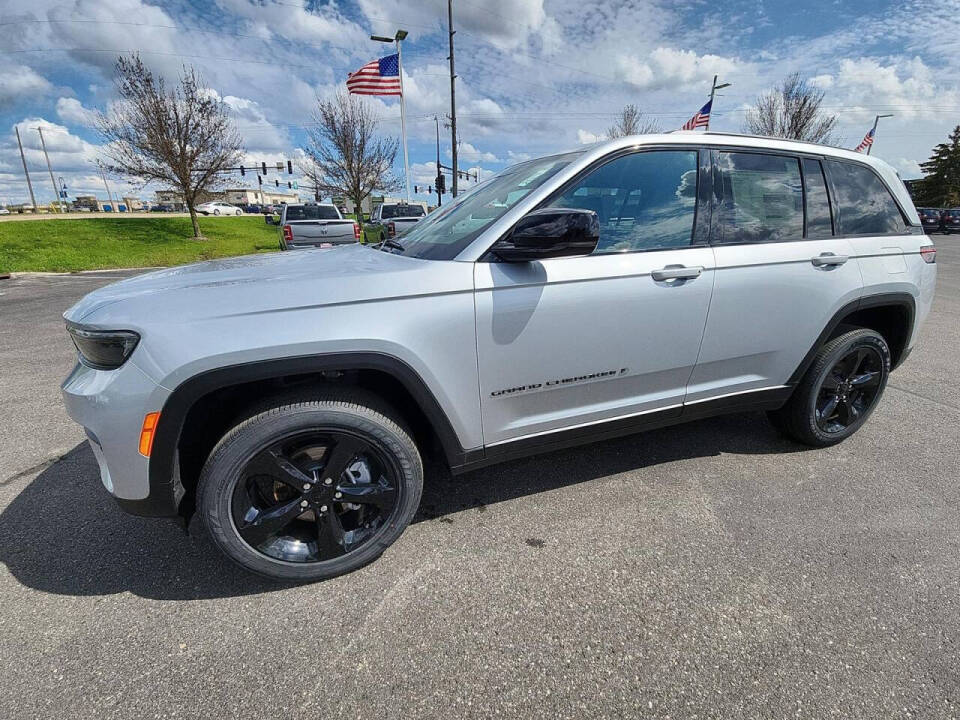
[2,267,165,279]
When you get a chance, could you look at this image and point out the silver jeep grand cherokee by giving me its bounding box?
[62,133,936,582]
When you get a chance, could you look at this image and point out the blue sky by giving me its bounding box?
[1,0,959,206]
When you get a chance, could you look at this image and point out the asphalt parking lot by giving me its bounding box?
[1,240,959,719]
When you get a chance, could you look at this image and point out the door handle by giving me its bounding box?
[652,265,703,281]
[811,253,849,267]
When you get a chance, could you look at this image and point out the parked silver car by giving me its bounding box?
[62,132,936,582]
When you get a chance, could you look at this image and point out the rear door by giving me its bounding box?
[686,150,864,402]
[475,147,716,446]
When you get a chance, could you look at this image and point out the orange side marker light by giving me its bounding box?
[138,412,161,457]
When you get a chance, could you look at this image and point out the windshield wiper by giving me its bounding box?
[379,238,405,253]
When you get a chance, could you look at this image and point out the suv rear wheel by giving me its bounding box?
[768,328,890,447]
[197,391,423,582]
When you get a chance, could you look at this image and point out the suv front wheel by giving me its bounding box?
[197,391,423,582]
[768,328,891,447]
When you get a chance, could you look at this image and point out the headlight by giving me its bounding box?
[66,325,140,370]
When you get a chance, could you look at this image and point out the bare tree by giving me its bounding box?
[96,54,243,238]
[743,73,838,144]
[302,91,399,221]
[606,104,660,138]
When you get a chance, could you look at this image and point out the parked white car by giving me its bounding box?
[196,202,242,216]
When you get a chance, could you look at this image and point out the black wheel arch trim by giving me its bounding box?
[787,292,916,387]
[143,352,473,519]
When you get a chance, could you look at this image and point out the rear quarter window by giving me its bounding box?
[825,160,906,236]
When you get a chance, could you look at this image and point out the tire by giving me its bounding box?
[236,209,242,216]
[768,328,890,447]
[197,390,423,582]
[213,209,220,215]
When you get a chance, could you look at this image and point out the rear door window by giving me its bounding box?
[825,160,906,236]
[284,205,341,221]
[715,152,804,244]
[802,158,834,239]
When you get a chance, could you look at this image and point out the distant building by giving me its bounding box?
[123,196,144,211]
[73,195,101,211]
[222,187,298,206]
[153,190,186,211]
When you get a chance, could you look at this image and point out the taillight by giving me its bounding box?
[921,245,936,263]
[282,224,293,243]
[353,222,360,239]
[387,221,396,238]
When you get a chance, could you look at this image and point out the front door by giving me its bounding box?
[474,148,716,446]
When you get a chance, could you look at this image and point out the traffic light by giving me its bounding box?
[414,185,419,194]
[257,174,262,186]
[287,160,293,174]
[287,182,292,189]
[240,165,245,176]
[261,162,267,175]
[275,179,279,187]
[436,173,446,194]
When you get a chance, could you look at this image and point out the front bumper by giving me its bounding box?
[61,355,176,516]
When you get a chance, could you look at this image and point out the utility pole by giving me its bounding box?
[434,115,442,207]
[36,126,66,213]
[15,126,37,211]
[867,113,894,155]
[98,165,116,212]
[705,74,731,131]
[447,0,459,197]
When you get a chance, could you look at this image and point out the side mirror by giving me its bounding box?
[491,208,600,262]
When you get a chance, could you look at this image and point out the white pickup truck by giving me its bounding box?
[276,203,360,250]
[362,203,426,244]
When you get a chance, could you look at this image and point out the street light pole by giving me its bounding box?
[706,74,731,131]
[867,113,894,155]
[36,126,66,213]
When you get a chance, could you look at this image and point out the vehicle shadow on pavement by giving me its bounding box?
[0,443,283,600]
[415,411,806,523]
[0,412,804,599]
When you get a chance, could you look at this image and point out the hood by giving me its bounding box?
[64,244,468,326]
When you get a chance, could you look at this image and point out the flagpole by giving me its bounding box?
[396,37,411,202]
[866,114,893,156]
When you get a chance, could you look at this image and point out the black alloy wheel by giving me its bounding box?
[199,392,423,582]
[231,429,400,563]
[814,346,884,434]
[767,328,890,447]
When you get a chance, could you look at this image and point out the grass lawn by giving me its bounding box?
[0,216,281,273]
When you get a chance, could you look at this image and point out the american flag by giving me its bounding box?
[346,54,402,96]
[682,99,712,131]
[854,127,875,152]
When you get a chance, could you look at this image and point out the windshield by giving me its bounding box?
[382,204,425,219]
[393,151,582,260]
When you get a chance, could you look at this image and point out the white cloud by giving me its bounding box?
[0,66,53,109]
[56,97,99,127]
[577,129,605,145]
[618,47,739,90]
[357,0,548,50]
[451,142,498,163]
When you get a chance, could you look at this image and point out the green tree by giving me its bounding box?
[916,125,960,207]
